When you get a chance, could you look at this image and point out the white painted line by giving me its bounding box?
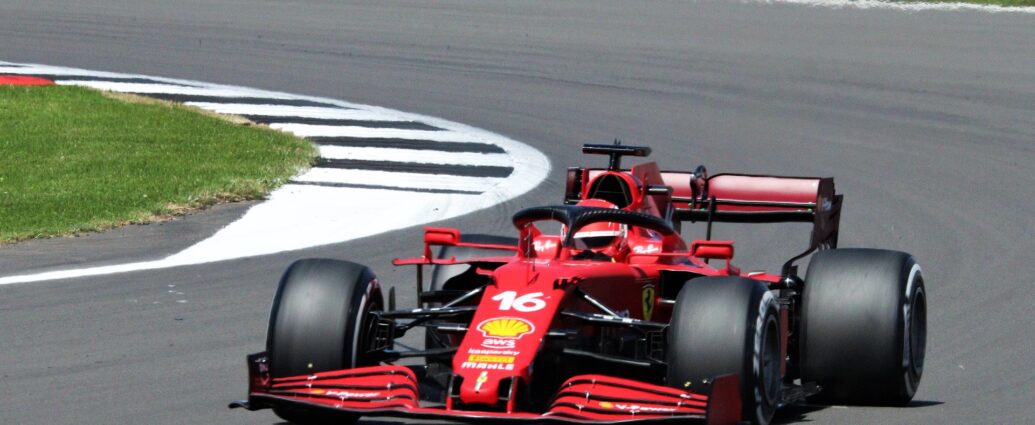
[54,81,296,98]
[184,103,405,121]
[748,0,1035,13]
[164,185,486,264]
[294,168,505,192]
[0,61,551,285]
[318,146,513,167]
[0,65,166,79]
[269,123,485,143]
[0,260,175,285]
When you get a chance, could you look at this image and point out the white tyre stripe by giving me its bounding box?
[270,123,481,142]
[294,168,505,192]
[317,146,512,167]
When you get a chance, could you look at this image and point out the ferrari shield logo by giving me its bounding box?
[642,285,656,321]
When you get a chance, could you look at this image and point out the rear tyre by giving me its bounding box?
[266,259,384,425]
[801,248,926,405]
[667,277,781,425]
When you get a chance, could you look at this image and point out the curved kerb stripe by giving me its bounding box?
[0,61,550,285]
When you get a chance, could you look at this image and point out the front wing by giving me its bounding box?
[230,353,743,425]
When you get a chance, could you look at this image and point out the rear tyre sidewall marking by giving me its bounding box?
[902,264,926,398]
[754,291,781,423]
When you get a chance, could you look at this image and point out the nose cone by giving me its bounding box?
[454,315,535,406]
[451,262,566,408]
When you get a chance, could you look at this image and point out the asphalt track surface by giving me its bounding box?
[1,1,1033,424]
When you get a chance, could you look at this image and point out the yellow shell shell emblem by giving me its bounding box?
[478,317,534,338]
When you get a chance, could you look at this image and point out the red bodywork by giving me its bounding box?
[245,361,741,423]
[235,146,841,424]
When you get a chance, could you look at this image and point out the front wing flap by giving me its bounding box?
[231,353,742,425]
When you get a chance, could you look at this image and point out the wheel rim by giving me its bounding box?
[356,297,382,367]
[908,287,927,380]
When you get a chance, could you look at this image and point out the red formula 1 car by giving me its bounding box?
[231,144,927,425]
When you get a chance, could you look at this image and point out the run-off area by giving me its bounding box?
[0,62,550,284]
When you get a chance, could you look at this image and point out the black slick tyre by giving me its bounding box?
[266,258,384,425]
[667,277,782,425]
[801,248,926,405]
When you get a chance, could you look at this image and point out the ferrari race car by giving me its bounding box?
[231,143,927,425]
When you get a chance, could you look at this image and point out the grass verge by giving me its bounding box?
[0,85,316,243]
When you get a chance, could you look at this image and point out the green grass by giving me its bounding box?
[900,0,1035,5]
[0,85,316,243]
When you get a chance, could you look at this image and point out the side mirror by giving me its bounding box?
[423,227,461,259]
[690,240,733,260]
[690,240,738,274]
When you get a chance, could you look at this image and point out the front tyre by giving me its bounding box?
[801,248,926,405]
[266,259,384,424]
[667,277,782,425]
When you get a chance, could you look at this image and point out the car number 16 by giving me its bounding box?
[491,291,546,312]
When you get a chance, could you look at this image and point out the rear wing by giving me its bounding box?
[565,167,842,275]
[665,172,842,248]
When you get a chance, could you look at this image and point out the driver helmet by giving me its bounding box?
[573,199,627,256]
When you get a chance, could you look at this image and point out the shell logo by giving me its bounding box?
[599,401,614,409]
[477,317,534,339]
